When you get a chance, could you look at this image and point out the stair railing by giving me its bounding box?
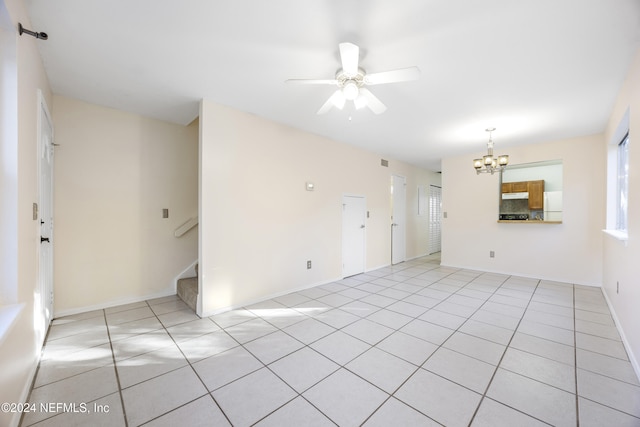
[174,216,198,237]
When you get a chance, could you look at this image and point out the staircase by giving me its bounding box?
[177,263,198,313]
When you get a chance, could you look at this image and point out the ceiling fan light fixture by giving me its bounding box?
[342,81,359,101]
[289,42,420,115]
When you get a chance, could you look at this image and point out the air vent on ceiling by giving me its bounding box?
[381,159,389,167]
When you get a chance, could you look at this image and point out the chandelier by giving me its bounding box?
[473,128,509,174]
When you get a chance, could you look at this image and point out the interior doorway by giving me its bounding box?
[429,185,442,254]
[342,195,366,277]
[38,91,54,332]
[391,174,406,264]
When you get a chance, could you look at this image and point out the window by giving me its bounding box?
[605,109,629,242]
[616,133,629,232]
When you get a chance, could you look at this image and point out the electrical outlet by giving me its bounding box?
[490,251,495,258]
[307,260,312,269]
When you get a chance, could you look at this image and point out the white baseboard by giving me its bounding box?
[601,289,640,382]
[439,262,600,287]
[54,289,176,319]
[12,358,39,427]
[200,275,343,318]
[0,305,38,427]
[200,254,442,317]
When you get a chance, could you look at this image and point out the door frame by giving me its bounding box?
[341,194,366,278]
[391,174,406,265]
[37,89,54,335]
[429,184,442,254]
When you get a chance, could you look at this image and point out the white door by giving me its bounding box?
[38,93,54,329]
[391,175,406,264]
[429,185,442,254]
[342,195,366,277]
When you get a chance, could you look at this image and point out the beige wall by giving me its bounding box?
[0,0,52,425]
[441,133,606,286]
[52,96,199,315]
[199,100,440,315]
[602,47,640,376]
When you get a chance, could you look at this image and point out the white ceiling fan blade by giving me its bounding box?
[285,79,339,85]
[364,66,420,85]
[339,42,359,77]
[317,90,345,114]
[359,88,387,114]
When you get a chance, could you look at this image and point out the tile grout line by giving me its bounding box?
[360,266,512,424]
[102,308,129,427]
[36,260,632,423]
[35,257,636,426]
[142,299,234,427]
[102,298,226,426]
[466,277,543,426]
[247,258,445,426]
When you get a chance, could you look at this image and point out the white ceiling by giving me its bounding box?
[25,0,640,171]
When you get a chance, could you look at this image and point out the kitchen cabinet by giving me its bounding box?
[501,181,529,193]
[501,179,545,209]
[512,181,528,192]
[528,180,544,210]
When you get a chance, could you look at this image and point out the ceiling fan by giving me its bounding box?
[286,42,420,115]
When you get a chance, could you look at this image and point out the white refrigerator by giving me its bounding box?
[544,191,563,221]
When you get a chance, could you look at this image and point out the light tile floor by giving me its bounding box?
[21,254,640,426]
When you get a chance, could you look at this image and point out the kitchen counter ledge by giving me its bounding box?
[497,220,562,224]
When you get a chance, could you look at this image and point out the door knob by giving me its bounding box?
[41,237,50,243]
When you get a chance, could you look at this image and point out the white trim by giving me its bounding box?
[610,108,630,148]
[54,290,176,318]
[0,304,38,427]
[36,90,55,331]
[439,262,602,288]
[201,253,441,317]
[602,290,640,382]
[605,108,630,230]
[200,275,343,318]
[603,229,629,246]
[341,194,367,278]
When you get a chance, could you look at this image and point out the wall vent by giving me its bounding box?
[381,159,389,167]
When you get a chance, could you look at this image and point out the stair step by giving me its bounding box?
[177,276,198,312]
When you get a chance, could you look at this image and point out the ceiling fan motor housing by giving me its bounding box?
[336,69,365,100]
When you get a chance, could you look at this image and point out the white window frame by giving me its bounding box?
[604,109,629,243]
[616,133,629,232]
